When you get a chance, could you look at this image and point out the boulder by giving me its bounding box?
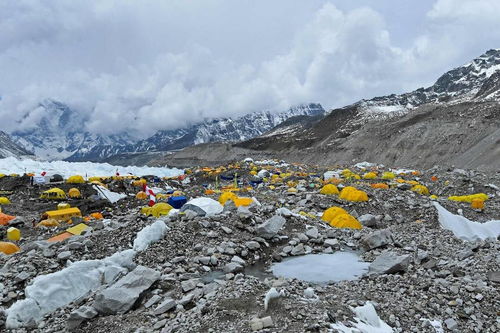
[67,306,98,330]
[358,214,377,228]
[369,252,411,274]
[93,266,160,314]
[255,215,286,239]
[360,229,393,250]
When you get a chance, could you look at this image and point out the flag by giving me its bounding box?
[143,184,156,206]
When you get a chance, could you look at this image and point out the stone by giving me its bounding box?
[487,271,500,283]
[250,318,264,331]
[153,319,167,330]
[255,215,286,239]
[223,262,244,274]
[221,226,233,234]
[14,271,30,283]
[93,266,160,314]
[67,306,98,330]
[358,214,377,227]
[360,229,393,250]
[305,227,319,239]
[154,298,176,315]
[231,256,246,265]
[444,318,458,330]
[291,243,305,256]
[144,295,161,308]
[261,316,274,328]
[324,239,339,248]
[103,265,127,284]
[181,279,200,292]
[245,241,260,250]
[369,252,411,274]
[237,206,253,220]
[57,251,72,260]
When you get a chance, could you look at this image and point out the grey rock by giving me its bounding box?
[324,239,339,248]
[245,241,260,250]
[255,215,286,239]
[444,318,458,330]
[360,229,393,250]
[223,262,244,274]
[93,266,160,314]
[487,271,500,283]
[14,271,30,283]
[305,227,319,239]
[231,256,246,265]
[221,226,233,234]
[358,214,377,227]
[237,206,253,220]
[291,243,305,256]
[181,204,206,216]
[181,279,200,292]
[369,252,411,274]
[67,306,97,330]
[154,298,176,315]
[57,251,72,260]
[144,295,162,308]
[223,200,237,212]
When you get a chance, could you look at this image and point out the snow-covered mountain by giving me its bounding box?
[11,100,136,161]
[67,103,325,161]
[0,131,33,158]
[239,48,500,150]
[357,48,500,115]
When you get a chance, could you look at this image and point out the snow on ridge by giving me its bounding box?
[0,156,183,178]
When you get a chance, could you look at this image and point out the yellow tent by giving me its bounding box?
[68,188,82,198]
[448,193,489,203]
[218,192,237,205]
[329,214,362,229]
[0,197,11,205]
[0,241,20,255]
[141,203,173,217]
[40,188,67,200]
[321,206,348,223]
[136,191,148,200]
[319,184,339,195]
[67,175,85,184]
[339,186,368,202]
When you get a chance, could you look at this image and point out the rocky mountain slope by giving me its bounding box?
[11,100,135,161]
[0,131,33,159]
[67,103,325,162]
[186,49,498,171]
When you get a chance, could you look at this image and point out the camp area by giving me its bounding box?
[0,159,499,332]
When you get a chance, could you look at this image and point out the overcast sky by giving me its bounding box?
[1,0,499,137]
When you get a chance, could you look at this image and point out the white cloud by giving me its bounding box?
[0,0,499,136]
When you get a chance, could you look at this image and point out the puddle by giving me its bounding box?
[271,252,369,283]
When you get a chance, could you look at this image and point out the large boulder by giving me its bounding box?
[360,229,393,250]
[255,215,286,239]
[369,252,411,274]
[93,266,160,315]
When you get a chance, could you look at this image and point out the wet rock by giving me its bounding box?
[369,252,411,274]
[93,266,160,315]
[255,215,286,239]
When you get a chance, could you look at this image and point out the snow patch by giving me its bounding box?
[93,185,127,204]
[0,157,183,178]
[433,202,500,241]
[133,219,169,252]
[330,302,393,333]
[6,217,169,328]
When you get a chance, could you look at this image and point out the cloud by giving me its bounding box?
[0,0,499,137]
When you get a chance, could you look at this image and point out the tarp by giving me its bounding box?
[182,197,223,216]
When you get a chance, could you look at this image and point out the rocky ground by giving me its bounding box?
[0,161,499,332]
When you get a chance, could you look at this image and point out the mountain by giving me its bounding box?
[237,49,500,151]
[0,131,33,158]
[66,103,325,162]
[11,100,136,160]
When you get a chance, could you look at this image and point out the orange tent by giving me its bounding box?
[0,212,15,226]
